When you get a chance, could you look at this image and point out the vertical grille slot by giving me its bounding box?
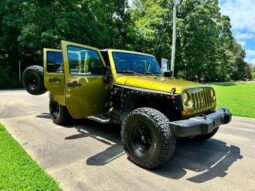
[192,93,197,110]
[196,92,199,110]
[203,91,207,108]
[198,92,202,110]
[206,90,210,107]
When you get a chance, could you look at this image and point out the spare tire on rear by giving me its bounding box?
[22,65,47,95]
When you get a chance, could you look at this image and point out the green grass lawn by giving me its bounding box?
[0,124,61,191]
[212,82,255,118]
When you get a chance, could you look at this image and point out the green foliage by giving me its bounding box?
[131,0,252,82]
[0,57,22,88]
[0,0,253,88]
[212,82,255,118]
[0,124,60,190]
[131,0,172,56]
[176,0,220,81]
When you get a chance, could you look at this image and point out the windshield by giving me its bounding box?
[113,52,161,75]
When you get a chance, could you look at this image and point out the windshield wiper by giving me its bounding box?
[144,72,160,76]
[119,70,160,76]
[144,72,154,75]
[120,70,143,76]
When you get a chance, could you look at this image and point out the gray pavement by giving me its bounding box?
[0,90,255,191]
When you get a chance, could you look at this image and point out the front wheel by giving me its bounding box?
[49,96,71,125]
[121,107,176,169]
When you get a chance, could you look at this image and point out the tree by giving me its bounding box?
[0,0,134,88]
[130,0,171,57]
[174,0,221,81]
[0,0,27,88]
[0,0,252,88]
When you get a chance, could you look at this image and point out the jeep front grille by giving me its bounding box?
[183,87,216,116]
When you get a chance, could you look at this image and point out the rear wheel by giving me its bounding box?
[49,96,71,125]
[193,127,219,141]
[121,107,176,169]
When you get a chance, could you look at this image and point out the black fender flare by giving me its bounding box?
[111,85,183,122]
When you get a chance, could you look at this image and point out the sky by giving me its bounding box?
[220,0,255,65]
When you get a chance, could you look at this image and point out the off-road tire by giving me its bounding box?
[193,127,219,141]
[22,65,46,95]
[121,107,176,169]
[49,96,71,125]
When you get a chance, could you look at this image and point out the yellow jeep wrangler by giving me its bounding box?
[23,41,232,169]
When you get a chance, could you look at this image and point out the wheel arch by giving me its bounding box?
[111,85,183,123]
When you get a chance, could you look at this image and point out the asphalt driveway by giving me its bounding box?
[0,90,255,191]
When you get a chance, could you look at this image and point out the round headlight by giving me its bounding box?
[182,93,188,104]
[188,100,193,108]
[210,89,214,97]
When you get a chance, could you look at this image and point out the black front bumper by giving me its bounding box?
[170,108,232,137]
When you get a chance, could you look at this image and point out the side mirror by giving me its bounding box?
[161,58,169,74]
[163,70,173,77]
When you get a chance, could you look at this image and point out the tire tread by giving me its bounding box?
[121,107,176,169]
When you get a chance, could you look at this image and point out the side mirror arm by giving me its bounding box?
[104,66,112,83]
[163,70,173,78]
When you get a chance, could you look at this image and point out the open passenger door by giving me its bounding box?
[61,41,108,119]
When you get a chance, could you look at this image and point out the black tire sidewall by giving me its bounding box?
[22,65,46,95]
[123,113,161,164]
[49,96,71,125]
[49,98,61,121]
[122,107,176,169]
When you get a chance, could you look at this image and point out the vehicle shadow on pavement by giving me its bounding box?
[62,119,243,183]
[65,119,125,166]
[153,139,243,183]
[36,113,52,119]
